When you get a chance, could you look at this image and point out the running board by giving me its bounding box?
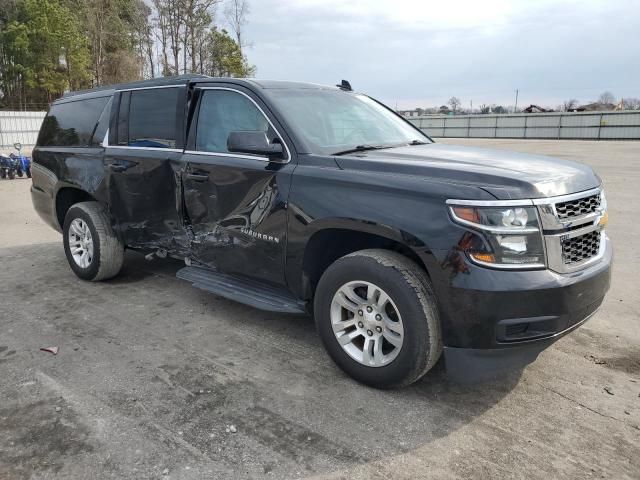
[176,266,306,314]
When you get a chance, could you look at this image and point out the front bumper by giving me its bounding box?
[431,235,612,381]
[443,309,598,382]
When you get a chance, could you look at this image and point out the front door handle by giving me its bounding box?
[186,172,209,182]
[108,163,127,172]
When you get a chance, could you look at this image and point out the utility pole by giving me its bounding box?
[514,89,519,113]
[470,100,473,114]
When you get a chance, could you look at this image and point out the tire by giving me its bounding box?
[8,169,15,180]
[0,169,5,179]
[26,166,32,178]
[63,201,124,281]
[17,168,23,177]
[314,249,442,389]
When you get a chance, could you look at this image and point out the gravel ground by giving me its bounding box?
[0,139,638,479]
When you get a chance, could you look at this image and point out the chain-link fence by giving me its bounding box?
[408,111,640,140]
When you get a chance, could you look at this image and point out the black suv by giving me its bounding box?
[31,75,612,387]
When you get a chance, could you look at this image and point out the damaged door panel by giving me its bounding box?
[105,86,189,252]
[181,86,293,285]
[105,147,187,251]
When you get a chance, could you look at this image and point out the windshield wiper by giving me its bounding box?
[332,145,391,156]
[408,139,428,145]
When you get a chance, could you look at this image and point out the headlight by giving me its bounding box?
[449,205,545,268]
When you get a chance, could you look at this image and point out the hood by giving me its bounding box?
[334,143,601,199]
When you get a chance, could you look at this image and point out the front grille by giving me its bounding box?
[561,230,601,264]
[555,193,601,219]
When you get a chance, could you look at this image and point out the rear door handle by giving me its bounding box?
[186,172,209,182]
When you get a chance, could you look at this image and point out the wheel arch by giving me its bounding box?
[297,218,433,300]
[55,187,97,230]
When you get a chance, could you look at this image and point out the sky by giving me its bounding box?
[243,0,640,110]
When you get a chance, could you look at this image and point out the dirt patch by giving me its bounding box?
[0,398,94,479]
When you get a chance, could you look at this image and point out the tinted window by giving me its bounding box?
[126,88,179,148]
[196,90,270,154]
[38,96,110,147]
[91,97,112,146]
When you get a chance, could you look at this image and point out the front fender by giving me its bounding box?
[285,158,493,298]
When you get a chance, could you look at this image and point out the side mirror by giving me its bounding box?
[227,131,285,161]
[14,142,21,151]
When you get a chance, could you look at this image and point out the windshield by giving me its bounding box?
[266,89,431,155]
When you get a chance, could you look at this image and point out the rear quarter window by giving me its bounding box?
[37,96,110,147]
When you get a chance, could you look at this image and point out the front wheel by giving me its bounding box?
[16,168,23,177]
[8,169,15,180]
[25,166,31,178]
[0,169,5,179]
[63,201,124,281]
[314,249,442,389]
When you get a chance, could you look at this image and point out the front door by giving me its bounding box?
[181,86,295,286]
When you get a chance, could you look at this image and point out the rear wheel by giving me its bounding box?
[26,166,31,178]
[0,169,5,179]
[16,168,23,177]
[63,201,124,281]
[8,169,15,180]
[314,249,442,388]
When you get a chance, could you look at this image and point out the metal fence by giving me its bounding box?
[2,110,640,149]
[0,111,46,150]
[408,111,640,140]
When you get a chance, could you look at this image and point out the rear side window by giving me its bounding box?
[38,96,110,147]
[123,87,180,148]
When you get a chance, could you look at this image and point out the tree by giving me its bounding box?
[493,105,506,114]
[447,96,461,114]
[563,99,578,111]
[82,0,151,85]
[224,0,249,53]
[203,27,254,77]
[621,98,640,110]
[598,91,615,104]
[0,0,257,108]
[0,0,92,108]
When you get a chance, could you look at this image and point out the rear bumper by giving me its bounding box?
[31,184,61,232]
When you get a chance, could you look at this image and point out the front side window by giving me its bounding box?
[38,96,110,147]
[195,89,271,154]
[126,87,179,148]
[266,89,431,155]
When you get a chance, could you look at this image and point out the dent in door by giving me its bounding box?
[185,173,284,271]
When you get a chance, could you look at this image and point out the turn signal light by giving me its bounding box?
[470,253,496,263]
[598,211,609,227]
[452,206,480,223]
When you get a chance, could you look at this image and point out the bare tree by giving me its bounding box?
[224,0,249,53]
[562,99,579,111]
[598,91,615,104]
[153,0,173,75]
[182,0,219,73]
[621,98,640,110]
[447,96,461,114]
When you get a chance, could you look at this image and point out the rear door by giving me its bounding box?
[104,86,188,251]
[181,86,295,285]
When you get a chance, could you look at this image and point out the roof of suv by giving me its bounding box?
[57,76,340,104]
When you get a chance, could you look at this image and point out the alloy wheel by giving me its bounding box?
[330,280,404,367]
